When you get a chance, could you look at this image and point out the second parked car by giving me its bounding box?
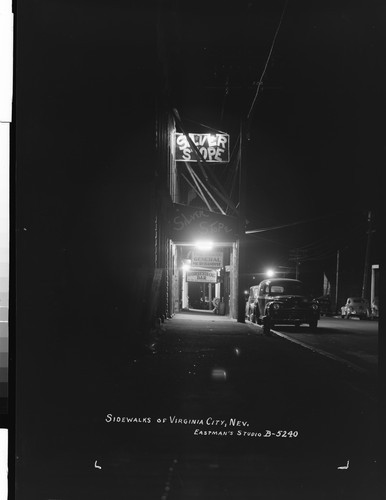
[246,278,320,335]
[341,297,370,320]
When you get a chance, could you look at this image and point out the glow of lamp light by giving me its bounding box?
[194,240,214,251]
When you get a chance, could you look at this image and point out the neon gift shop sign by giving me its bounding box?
[173,132,230,163]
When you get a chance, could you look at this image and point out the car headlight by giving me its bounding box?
[273,303,280,310]
[312,304,319,310]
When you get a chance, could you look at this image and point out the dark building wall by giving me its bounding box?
[154,101,175,320]
[14,2,161,469]
[16,3,159,342]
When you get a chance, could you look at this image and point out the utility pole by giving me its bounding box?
[335,249,340,313]
[289,249,307,280]
[361,210,372,299]
[237,118,247,323]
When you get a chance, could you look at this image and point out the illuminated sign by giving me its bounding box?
[174,133,230,163]
[191,251,223,269]
[169,203,239,243]
[186,270,217,283]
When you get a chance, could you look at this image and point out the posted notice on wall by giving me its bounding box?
[186,270,217,283]
[191,251,223,269]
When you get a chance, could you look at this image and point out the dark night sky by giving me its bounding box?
[16,0,383,294]
[162,0,383,290]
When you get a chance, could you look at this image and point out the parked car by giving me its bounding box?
[246,278,320,335]
[340,297,370,320]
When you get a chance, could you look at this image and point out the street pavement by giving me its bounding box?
[15,310,383,499]
[254,316,379,379]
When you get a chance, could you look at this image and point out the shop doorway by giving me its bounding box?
[171,241,239,319]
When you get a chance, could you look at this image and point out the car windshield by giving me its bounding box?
[351,298,366,304]
[268,281,306,296]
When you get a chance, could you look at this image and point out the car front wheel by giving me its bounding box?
[255,308,262,325]
[262,317,272,336]
[309,320,318,330]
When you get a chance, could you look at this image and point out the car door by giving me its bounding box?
[257,282,268,318]
[252,286,259,316]
[246,287,255,317]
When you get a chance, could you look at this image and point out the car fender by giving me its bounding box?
[264,301,276,316]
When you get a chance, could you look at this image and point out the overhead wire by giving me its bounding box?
[293,219,368,254]
[180,3,255,214]
[245,213,332,234]
[245,209,368,235]
[181,169,213,212]
[172,2,288,218]
[182,117,228,135]
[299,226,369,262]
[171,0,251,216]
[246,211,370,264]
[246,0,289,123]
[185,163,226,215]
